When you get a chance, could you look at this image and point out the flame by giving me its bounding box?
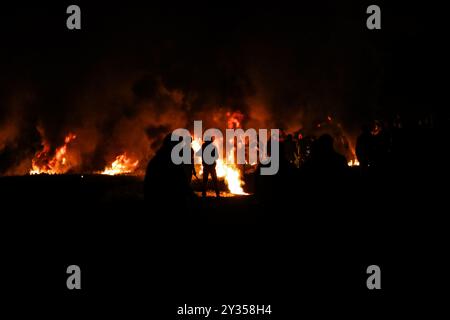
[192,129,248,195]
[29,133,77,175]
[215,159,248,195]
[100,153,139,175]
[218,137,248,195]
[346,140,360,167]
[226,111,244,129]
[192,139,202,156]
[197,158,248,195]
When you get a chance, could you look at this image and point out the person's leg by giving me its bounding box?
[211,169,220,197]
[202,169,209,197]
[187,165,193,184]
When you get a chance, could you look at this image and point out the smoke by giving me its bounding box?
[0,3,386,175]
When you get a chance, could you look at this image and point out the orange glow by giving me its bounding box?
[217,135,248,195]
[218,162,248,195]
[227,111,244,129]
[347,141,360,167]
[29,133,77,175]
[191,111,249,195]
[100,153,139,175]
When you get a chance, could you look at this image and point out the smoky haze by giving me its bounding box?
[0,1,435,174]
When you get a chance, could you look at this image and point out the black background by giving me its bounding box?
[1,1,448,318]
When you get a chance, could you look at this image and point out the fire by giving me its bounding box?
[100,153,139,175]
[215,159,248,195]
[192,138,202,156]
[192,118,248,195]
[200,159,248,195]
[226,111,244,129]
[29,133,77,175]
[347,142,360,167]
[217,136,248,195]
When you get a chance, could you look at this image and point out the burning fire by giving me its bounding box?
[100,153,139,175]
[347,159,360,167]
[347,142,360,167]
[191,137,248,195]
[215,159,248,195]
[30,133,77,175]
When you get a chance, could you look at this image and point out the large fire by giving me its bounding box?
[216,159,248,195]
[190,110,250,195]
[100,153,139,176]
[29,133,77,175]
[24,110,356,190]
[191,137,249,195]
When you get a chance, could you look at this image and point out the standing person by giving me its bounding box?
[182,136,197,184]
[201,136,220,198]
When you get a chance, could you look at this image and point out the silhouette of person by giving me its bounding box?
[303,134,348,177]
[201,136,220,198]
[182,135,197,184]
[144,134,194,213]
[371,120,391,169]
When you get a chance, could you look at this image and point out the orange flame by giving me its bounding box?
[215,159,248,195]
[347,143,360,167]
[347,159,360,167]
[29,133,77,175]
[100,153,139,175]
[191,113,249,196]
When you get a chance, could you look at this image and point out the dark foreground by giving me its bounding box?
[0,171,447,317]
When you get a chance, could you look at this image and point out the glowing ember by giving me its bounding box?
[347,159,360,167]
[100,153,139,175]
[29,133,77,175]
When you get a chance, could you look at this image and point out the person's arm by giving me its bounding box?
[213,146,218,160]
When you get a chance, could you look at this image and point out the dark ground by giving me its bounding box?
[0,158,448,317]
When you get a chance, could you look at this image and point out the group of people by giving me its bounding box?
[144,134,220,212]
[143,119,414,209]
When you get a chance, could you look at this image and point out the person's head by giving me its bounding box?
[163,133,174,147]
[159,134,178,157]
[317,134,334,152]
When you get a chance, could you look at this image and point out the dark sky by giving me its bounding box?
[1,1,444,116]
